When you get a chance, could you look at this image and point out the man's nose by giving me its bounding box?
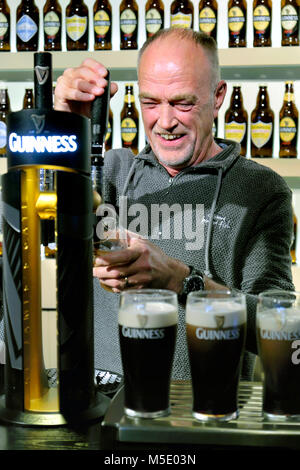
[157,104,177,130]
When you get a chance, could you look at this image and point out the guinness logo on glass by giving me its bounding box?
[137,314,148,328]
[215,315,225,329]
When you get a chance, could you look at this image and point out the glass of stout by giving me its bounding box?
[186,290,247,421]
[93,215,128,292]
[256,290,300,420]
[118,289,178,418]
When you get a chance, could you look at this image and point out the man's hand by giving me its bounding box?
[54,58,118,117]
[93,235,190,294]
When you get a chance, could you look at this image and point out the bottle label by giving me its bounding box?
[44,11,60,37]
[171,12,192,29]
[284,91,295,102]
[253,6,271,32]
[121,118,137,143]
[66,15,88,41]
[228,7,245,33]
[105,120,112,142]
[0,13,8,39]
[146,8,162,35]
[0,121,6,149]
[199,7,216,34]
[251,121,273,148]
[281,5,298,33]
[280,117,297,143]
[120,9,137,35]
[124,93,135,104]
[225,121,246,143]
[17,14,38,43]
[94,10,111,36]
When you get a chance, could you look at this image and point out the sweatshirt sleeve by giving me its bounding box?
[240,186,294,354]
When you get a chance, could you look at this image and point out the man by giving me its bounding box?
[55,28,294,379]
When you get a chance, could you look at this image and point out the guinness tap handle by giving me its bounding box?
[91,71,111,158]
[34,52,53,110]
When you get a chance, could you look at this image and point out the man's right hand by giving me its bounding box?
[54,58,118,118]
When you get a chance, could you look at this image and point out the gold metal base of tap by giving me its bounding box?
[0,390,110,427]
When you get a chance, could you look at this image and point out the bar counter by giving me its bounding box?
[0,381,300,452]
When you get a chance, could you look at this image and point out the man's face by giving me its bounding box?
[138,39,217,170]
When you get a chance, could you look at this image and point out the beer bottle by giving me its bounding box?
[224,86,248,156]
[121,84,139,155]
[23,88,34,109]
[145,0,164,39]
[228,0,247,47]
[251,85,274,158]
[93,0,112,50]
[170,0,194,29]
[105,107,113,151]
[253,0,272,47]
[66,0,89,51]
[16,0,39,51]
[199,0,217,41]
[0,89,10,157]
[281,0,299,46]
[279,81,298,159]
[43,0,62,51]
[0,0,10,51]
[291,210,297,264]
[120,0,138,50]
[212,117,218,138]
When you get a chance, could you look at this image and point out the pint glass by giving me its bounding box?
[256,290,300,420]
[118,289,178,418]
[186,290,247,421]
[93,216,128,292]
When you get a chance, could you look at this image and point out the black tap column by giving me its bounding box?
[0,52,109,425]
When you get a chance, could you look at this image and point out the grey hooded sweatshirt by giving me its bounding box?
[93,138,294,380]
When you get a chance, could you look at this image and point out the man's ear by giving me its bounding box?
[214,80,227,118]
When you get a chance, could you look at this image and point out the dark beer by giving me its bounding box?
[43,0,62,51]
[145,0,164,38]
[251,85,274,158]
[186,300,246,420]
[16,0,39,51]
[66,0,89,50]
[23,88,34,109]
[170,0,194,29]
[120,0,138,50]
[199,0,217,41]
[279,81,298,158]
[228,0,247,47]
[0,0,10,51]
[93,0,112,50]
[0,88,10,157]
[119,298,177,417]
[121,84,139,155]
[281,0,299,46]
[224,85,248,156]
[257,309,300,417]
[253,0,272,47]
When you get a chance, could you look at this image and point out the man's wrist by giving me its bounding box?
[178,265,205,303]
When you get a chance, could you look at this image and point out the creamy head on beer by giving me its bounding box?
[257,308,300,340]
[186,301,246,328]
[119,302,178,328]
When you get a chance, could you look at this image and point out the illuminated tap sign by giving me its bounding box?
[6,109,90,173]
[9,133,78,154]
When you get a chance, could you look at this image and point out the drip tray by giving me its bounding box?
[101,381,300,448]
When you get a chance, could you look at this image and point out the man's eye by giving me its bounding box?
[175,103,193,111]
[141,101,157,107]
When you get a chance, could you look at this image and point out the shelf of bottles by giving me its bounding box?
[0,1,299,81]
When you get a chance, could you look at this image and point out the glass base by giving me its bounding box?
[264,411,300,421]
[192,410,238,422]
[124,406,170,419]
